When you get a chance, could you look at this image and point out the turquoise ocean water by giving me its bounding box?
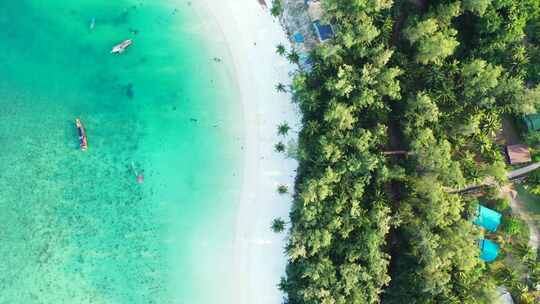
[0,1,242,303]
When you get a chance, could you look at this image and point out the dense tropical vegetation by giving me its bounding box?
[274,0,540,303]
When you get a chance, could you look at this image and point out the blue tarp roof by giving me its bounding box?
[479,239,499,262]
[473,205,502,232]
[313,21,334,41]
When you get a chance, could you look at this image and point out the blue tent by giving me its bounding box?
[473,205,502,232]
[313,21,334,42]
[293,32,305,43]
[479,239,500,262]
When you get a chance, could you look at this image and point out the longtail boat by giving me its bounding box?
[111,39,132,54]
[76,118,88,151]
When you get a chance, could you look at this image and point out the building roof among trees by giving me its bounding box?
[313,21,334,42]
[479,239,499,262]
[506,144,532,164]
[307,0,323,21]
[496,287,515,304]
[473,205,502,232]
[523,114,540,132]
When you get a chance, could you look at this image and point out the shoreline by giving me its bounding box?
[195,0,299,302]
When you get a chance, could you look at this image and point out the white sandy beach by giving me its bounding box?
[194,0,299,303]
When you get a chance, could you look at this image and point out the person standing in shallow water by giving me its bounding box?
[131,161,144,184]
[137,172,144,184]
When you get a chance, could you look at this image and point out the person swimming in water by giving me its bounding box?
[131,161,144,184]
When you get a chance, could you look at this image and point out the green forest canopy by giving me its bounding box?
[280,0,540,303]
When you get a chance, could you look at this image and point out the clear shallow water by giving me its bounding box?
[0,1,242,303]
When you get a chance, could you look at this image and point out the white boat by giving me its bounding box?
[111,39,132,54]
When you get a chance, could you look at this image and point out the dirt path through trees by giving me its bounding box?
[505,187,540,251]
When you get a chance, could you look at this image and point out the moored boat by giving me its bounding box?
[76,118,88,151]
[111,39,132,54]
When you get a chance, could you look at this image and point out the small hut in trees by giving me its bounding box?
[523,113,540,132]
[479,239,500,262]
[473,205,502,232]
[506,144,532,165]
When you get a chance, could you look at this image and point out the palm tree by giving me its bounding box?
[271,218,286,233]
[275,142,286,152]
[276,44,286,56]
[278,122,290,135]
[276,83,287,93]
[287,50,300,64]
[270,0,283,17]
[305,120,320,136]
[277,184,288,194]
